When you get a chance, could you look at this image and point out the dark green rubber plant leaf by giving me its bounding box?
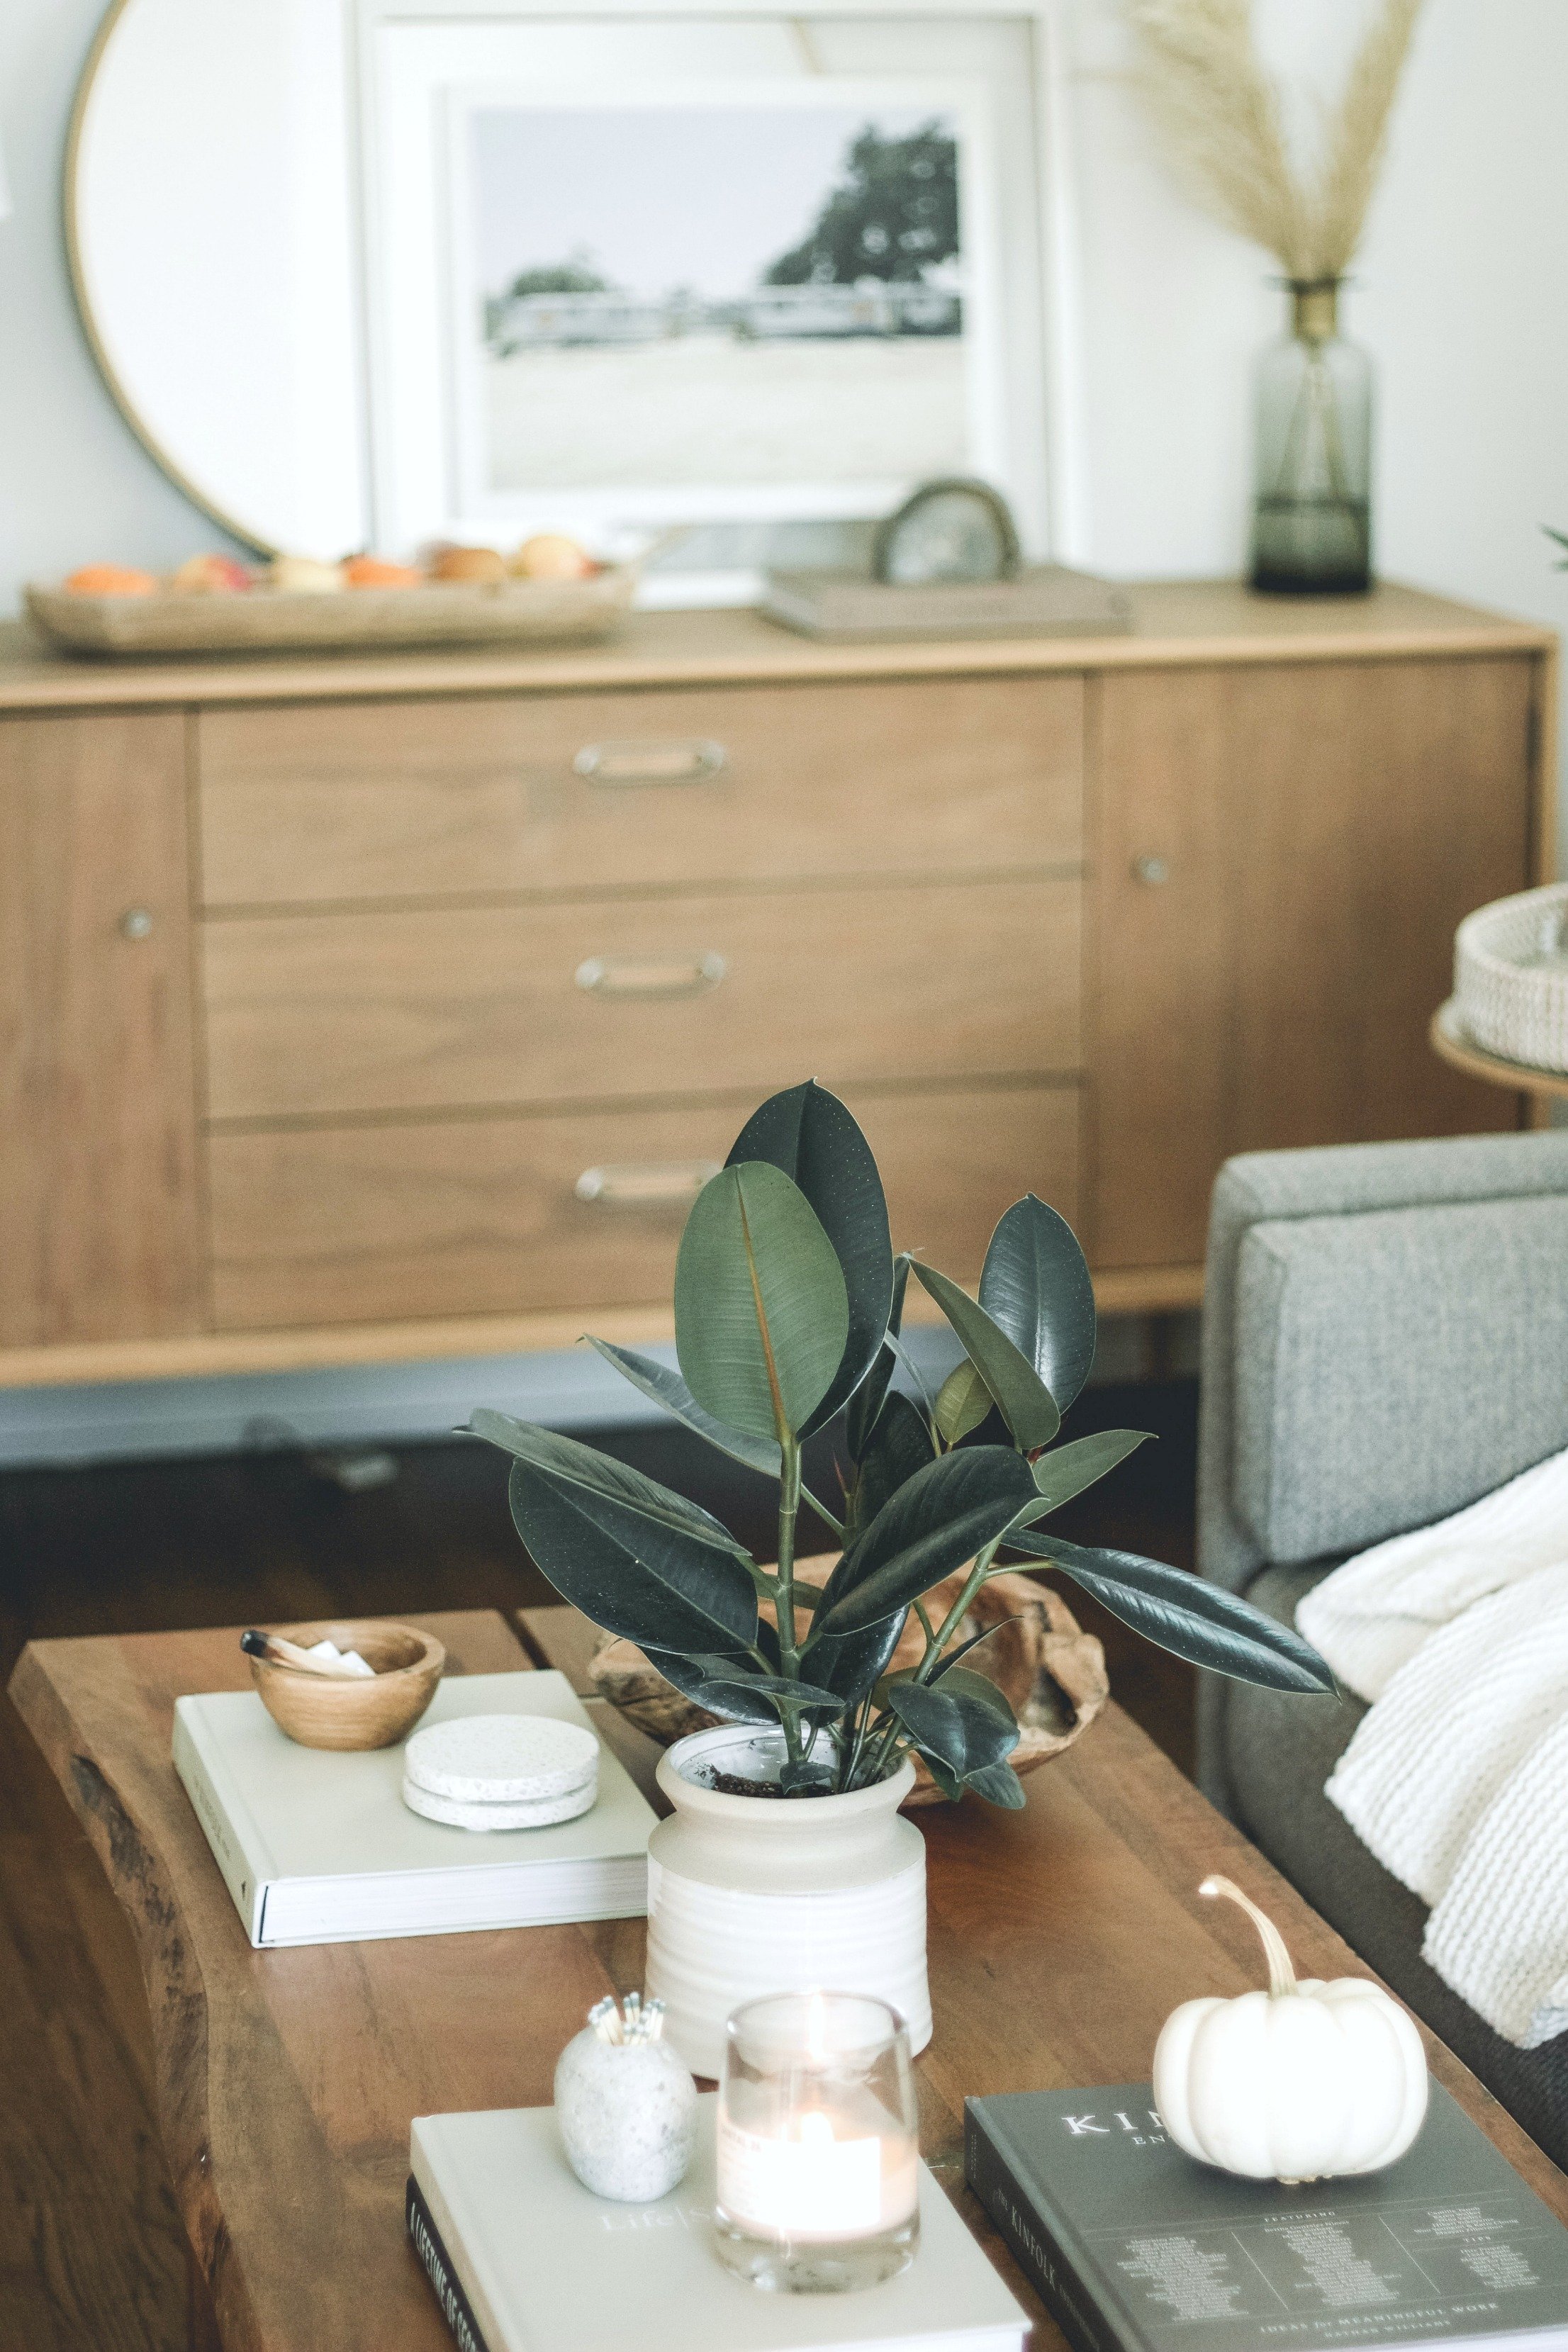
[887,1667,1021,1777]
[851,1390,935,1537]
[1005,1532,1335,1693]
[979,1194,1098,1414]
[505,1457,757,1657]
[727,1082,895,1434]
[965,1759,1028,1808]
[472,1411,749,1555]
[798,1606,909,1710]
[912,1262,1060,1454]
[674,1161,849,1443]
[643,1646,779,1727]
[583,1340,782,1477]
[929,1617,1021,1679]
[921,1752,965,1802]
[680,1662,844,1709]
[810,1445,1040,1641]
[844,1253,912,1464]
[1028,1429,1153,1513]
[934,1357,995,1446]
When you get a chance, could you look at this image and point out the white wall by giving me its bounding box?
[5,0,1564,655]
[1065,0,1568,666]
[0,0,1560,1460]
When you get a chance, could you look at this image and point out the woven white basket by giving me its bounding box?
[1454,883,1568,1073]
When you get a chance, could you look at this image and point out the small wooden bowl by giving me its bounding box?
[249,1620,445,1751]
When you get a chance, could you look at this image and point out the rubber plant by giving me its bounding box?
[473,1082,1332,1803]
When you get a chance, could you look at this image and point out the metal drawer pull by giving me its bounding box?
[573,739,726,786]
[1131,853,1171,886]
[576,1160,719,1206]
[575,951,727,999]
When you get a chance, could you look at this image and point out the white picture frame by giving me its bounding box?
[355,0,1085,583]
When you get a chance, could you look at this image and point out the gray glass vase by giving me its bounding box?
[1250,279,1372,595]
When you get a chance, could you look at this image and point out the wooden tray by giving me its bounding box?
[26,566,637,658]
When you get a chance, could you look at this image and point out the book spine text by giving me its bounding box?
[407,2176,492,2352]
[964,2112,1119,2352]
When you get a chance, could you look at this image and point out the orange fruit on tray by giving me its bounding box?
[343,556,423,588]
[65,564,157,596]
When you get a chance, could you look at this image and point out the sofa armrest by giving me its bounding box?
[1198,1131,1568,1594]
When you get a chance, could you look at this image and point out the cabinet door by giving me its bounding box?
[0,712,202,1345]
[1092,656,1537,1270]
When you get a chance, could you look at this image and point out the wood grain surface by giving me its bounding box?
[200,878,1079,1123]
[0,585,1551,717]
[0,711,202,1345]
[1091,654,1536,1268]
[196,675,1083,907]
[0,1255,1199,1394]
[205,1082,1079,1331]
[11,1606,1566,2352]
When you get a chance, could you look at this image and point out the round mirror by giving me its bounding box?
[69,0,366,556]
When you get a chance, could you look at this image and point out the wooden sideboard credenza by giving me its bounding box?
[0,581,1553,1388]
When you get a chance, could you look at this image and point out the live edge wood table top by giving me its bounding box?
[11,1608,1567,2352]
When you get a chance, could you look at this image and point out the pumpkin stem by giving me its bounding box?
[1200,1874,1299,1998]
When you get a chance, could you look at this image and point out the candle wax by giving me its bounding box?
[716,2102,918,2244]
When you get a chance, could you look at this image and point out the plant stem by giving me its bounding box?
[912,1535,1004,1684]
[775,1435,803,1764]
[855,1710,912,1787]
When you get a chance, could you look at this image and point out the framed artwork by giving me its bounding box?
[359,5,1080,590]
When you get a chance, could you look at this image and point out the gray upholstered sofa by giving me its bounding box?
[1197,1130,1568,2170]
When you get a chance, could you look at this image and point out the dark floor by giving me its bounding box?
[0,1377,1196,2350]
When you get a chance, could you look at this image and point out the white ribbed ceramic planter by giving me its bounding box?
[644,1726,929,2079]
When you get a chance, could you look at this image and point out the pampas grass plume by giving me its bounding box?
[1123,0,1423,281]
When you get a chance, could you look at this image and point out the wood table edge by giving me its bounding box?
[6,1637,256,2344]
[6,1608,534,2352]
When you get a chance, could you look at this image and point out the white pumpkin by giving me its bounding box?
[1153,1875,1428,2183]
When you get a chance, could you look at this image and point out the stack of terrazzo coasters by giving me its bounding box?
[401,1713,600,1832]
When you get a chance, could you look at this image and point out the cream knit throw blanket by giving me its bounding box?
[1296,1445,1568,2049]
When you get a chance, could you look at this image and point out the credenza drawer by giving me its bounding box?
[196,676,1083,907]
[201,880,1080,1121]
[206,1085,1080,1329]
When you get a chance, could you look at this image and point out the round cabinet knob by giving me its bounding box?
[118,907,155,940]
[1130,854,1170,887]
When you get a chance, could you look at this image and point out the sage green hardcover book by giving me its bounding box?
[965,2081,1568,2352]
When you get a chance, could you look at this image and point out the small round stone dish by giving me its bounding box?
[249,1620,445,1751]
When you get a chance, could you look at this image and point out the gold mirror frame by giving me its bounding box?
[66,0,280,554]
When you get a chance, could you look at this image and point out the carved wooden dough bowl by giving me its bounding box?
[587,1562,1109,1805]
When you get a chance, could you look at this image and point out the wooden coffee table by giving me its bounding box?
[11,1608,1566,2352]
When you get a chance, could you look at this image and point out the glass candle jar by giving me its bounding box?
[715,1990,919,2293]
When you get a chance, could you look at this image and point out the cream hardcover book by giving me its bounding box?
[173,1670,654,1948]
[409,2097,1028,2352]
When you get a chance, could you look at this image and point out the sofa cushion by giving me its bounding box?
[1233,1194,1568,1566]
[1223,1562,1568,2171]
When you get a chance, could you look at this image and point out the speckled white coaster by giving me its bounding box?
[401,1774,598,1832]
[403,1711,599,1803]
